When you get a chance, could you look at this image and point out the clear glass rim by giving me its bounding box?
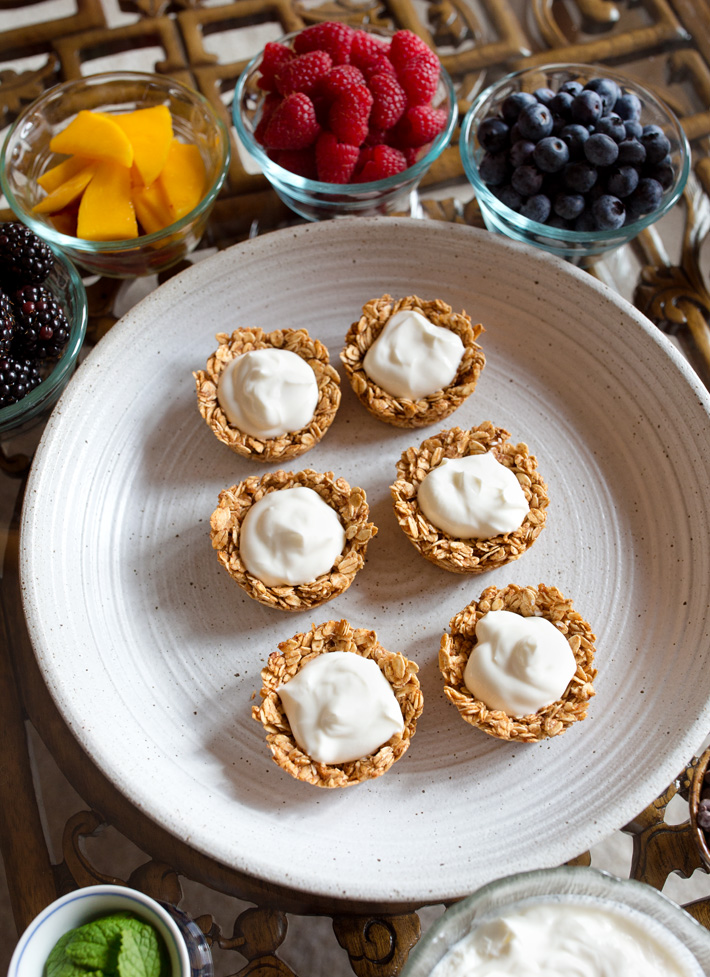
[459,62,691,244]
[0,243,88,430]
[232,27,458,194]
[0,70,231,253]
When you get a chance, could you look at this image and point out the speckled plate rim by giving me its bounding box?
[19,218,710,907]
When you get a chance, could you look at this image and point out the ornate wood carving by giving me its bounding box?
[333,914,421,977]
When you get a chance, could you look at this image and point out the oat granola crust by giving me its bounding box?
[252,619,424,787]
[390,421,549,574]
[340,295,485,429]
[210,469,377,612]
[194,327,341,461]
[439,583,597,742]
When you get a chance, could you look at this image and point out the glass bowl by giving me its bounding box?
[1,72,230,278]
[232,26,457,221]
[459,64,690,263]
[690,746,710,872]
[401,866,710,976]
[0,243,87,437]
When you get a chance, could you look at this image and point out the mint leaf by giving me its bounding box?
[116,925,164,977]
[65,913,133,972]
[46,930,88,977]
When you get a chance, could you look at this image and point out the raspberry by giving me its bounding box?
[318,65,365,101]
[0,292,16,354]
[293,21,354,65]
[262,92,321,150]
[392,105,447,148]
[356,144,408,182]
[272,147,317,179]
[361,54,396,82]
[258,42,294,92]
[398,54,439,106]
[350,30,389,74]
[328,83,373,147]
[369,72,406,129]
[254,92,281,144]
[0,354,41,408]
[276,50,332,97]
[387,30,437,73]
[315,132,359,183]
[13,284,70,359]
[0,222,54,287]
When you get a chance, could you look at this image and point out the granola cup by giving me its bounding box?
[340,295,485,429]
[253,619,424,787]
[194,327,340,461]
[391,421,548,574]
[439,584,597,743]
[210,469,377,611]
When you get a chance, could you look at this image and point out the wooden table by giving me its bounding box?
[2,0,710,973]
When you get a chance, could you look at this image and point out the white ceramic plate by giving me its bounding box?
[21,219,710,907]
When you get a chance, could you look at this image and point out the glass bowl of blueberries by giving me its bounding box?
[459,64,690,262]
[0,222,88,436]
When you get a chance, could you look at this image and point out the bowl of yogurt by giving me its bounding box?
[401,866,710,977]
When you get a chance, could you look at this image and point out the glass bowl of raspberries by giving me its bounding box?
[0,222,87,435]
[459,64,690,262]
[232,22,457,221]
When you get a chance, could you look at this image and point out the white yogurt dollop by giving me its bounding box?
[239,486,345,587]
[464,610,576,717]
[418,453,528,538]
[363,309,464,400]
[278,651,404,764]
[430,899,704,977]
[217,348,319,437]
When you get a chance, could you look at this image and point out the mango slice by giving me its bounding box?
[113,105,173,187]
[158,140,206,221]
[132,181,173,236]
[38,155,92,193]
[50,208,80,237]
[77,160,138,241]
[50,110,134,169]
[33,163,97,215]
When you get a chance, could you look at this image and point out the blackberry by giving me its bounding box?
[0,354,41,408]
[0,222,54,287]
[0,291,16,354]
[13,284,70,359]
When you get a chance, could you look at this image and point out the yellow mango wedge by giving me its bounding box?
[158,140,206,221]
[50,209,80,236]
[132,181,173,236]
[77,160,138,241]
[38,155,93,193]
[33,163,97,215]
[113,105,173,188]
[50,110,134,169]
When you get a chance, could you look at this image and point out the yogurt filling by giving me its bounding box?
[217,347,319,438]
[430,897,704,977]
[417,453,529,538]
[363,309,464,400]
[463,610,576,717]
[278,651,404,764]
[239,486,345,587]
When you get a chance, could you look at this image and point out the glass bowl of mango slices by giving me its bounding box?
[1,72,230,277]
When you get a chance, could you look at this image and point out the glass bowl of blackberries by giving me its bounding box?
[0,222,87,435]
[459,64,690,263]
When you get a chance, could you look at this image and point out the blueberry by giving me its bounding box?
[559,80,584,97]
[585,77,621,114]
[584,132,619,166]
[646,157,675,190]
[533,136,569,173]
[520,193,551,223]
[553,192,585,220]
[509,122,524,143]
[509,139,536,168]
[517,102,554,141]
[549,91,574,119]
[511,164,544,196]
[501,91,538,123]
[534,87,556,106]
[564,160,598,193]
[592,193,626,229]
[560,124,590,160]
[606,165,640,198]
[617,137,646,166]
[641,125,671,165]
[571,90,602,125]
[478,117,510,154]
[624,119,643,139]
[479,151,509,186]
[574,209,597,231]
[698,798,710,830]
[595,113,626,143]
[614,91,642,121]
[626,177,663,218]
[493,184,523,211]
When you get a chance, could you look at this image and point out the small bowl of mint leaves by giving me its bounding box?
[459,63,690,263]
[9,885,205,977]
